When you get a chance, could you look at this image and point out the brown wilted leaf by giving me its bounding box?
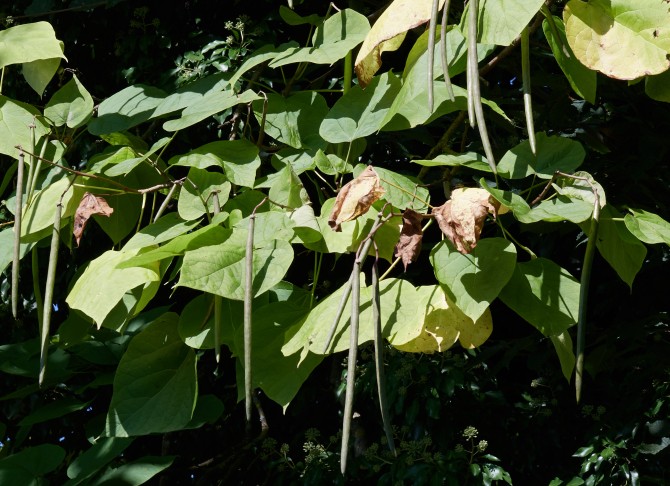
[73,192,114,246]
[395,208,423,270]
[328,166,385,232]
[431,188,500,254]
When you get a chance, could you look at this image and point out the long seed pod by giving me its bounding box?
[340,249,361,475]
[521,26,536,155]
[428,0,440,112]
[12,151,25,319]
[322,211,388,354]
[466,0,477,128]
[575,187,600,403]
[212,192,223,364]
[440,0,455,101]
[153,182,179,222]
[40,202,62,387]
[244,198,267,425]
[467,0,498,176]
[372,257,396,455]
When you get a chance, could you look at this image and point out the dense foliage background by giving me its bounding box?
[1,0,669,485]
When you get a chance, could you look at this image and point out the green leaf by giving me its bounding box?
[103,136,171,177]
[480,182,532,220]
[169,139,261,187]
[564,0,670,80]
[88,84,167,135]
[93,192,142,245]
[233,211,296,247]
[93,455,175,485]
[468,0,545,46]
[66,248,161,326]
[320,71,401,143]
[268,164,310,209]
[152,72,230,118]
[253,91,328,150]
[550,330,576,382]
[0,21,66,68]
[227,41,300,88]
[624,209,670,245]
[279,5,322,26]
[44,74,94,127]
[0,228,33,274]
[178,228,294,300]
[0,444,65,484]
[594,205,646,289]
[282,278,422,357]
[359,165,430,211]
[185,394,225,429]
[123,213,201,251]
[519,195,594,224]
[233,301,322,409]
[105,313,196,436]
[65,438,134,485]
[269,9,369,67]
[497,132,585,179]
[162,89,260,131]
[380,26,497,131]
[18,397,89,426]
[431,238,517,322]
[314,149,353,175]
[0,95,50,159]
[542,17,596,104]
[22,53,62,97]
[20,176,80,241]
[118,224,231,269]
[178,167,231,220]
[413,152,493,172]
[645,68,670,102]
[499,258,580,336]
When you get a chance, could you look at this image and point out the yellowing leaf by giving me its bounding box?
[394,286,492,353]
[355,0,445,87]
[564,0,670,80]
[328,166,385,231]
[432,188,500,254]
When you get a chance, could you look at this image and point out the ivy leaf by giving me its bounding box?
[104,313,197,437]
[564,0,670,80]
[328,166,385,232]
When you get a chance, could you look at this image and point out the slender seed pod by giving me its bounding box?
[440,0,455,101]
[40,202,62,387]
[428,0,440,112]
[521,27,537,155]
[12,151,25,319]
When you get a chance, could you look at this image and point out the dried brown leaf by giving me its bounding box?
[328,166,385,232]
[395,208,423,270]
[432,188,500,254]
[73,192,114,246]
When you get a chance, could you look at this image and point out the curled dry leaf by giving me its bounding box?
[328,166,385,232]
[73,192,114,246]
[432,187,500,254]
[395,208,423,270]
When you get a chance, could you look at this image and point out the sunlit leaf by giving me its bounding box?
[624,208,670,245]
[564,0,670,80]
[44,74,94,128]
[497,132,585,179]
